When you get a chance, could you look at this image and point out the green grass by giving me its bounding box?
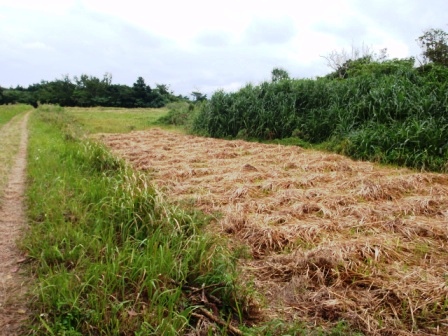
[24,105,251,335]
[0,105,32,201]
[0,104,31,126]
[66,106,169,133]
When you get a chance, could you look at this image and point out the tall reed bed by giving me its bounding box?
[25,106,249,335]
[193,62,448,171]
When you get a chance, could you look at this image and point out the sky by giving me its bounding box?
[1,0,447,97]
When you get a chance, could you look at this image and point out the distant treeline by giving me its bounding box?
[0,74,187,108]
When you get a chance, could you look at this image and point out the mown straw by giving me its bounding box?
[100,128,448,335]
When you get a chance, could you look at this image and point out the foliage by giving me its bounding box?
[155,102,198,127]
[271,67,290,82]
[191,91,207,102]
[417,28,448,66]
[322,45,388,79]
[25,106,252,334]
[1,74,184,108]
[193,61,448,172]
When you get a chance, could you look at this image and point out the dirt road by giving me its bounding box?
[0,112,31,335]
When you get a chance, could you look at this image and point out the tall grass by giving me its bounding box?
[25,106,250,335]
[193,61,448,171]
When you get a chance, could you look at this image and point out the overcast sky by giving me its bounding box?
[1,0,447,96]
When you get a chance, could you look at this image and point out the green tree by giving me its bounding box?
[271,67,290,82]
[132,77,152,107]
[73,74,111,106]
[191,91,207,102]
[417,28,448,66]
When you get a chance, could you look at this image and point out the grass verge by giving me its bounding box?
[24,106,253,335]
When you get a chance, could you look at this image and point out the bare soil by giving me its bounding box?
[0,113,31,335]
[100,128,448,335]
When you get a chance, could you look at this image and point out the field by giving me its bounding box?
[0,104,443,335]
[98,127,448,334]
[68,106,170,133]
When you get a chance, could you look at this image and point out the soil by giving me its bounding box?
[99,128,448,335]
[0,113,31,335]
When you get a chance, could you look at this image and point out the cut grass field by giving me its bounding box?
[101,128,448,335]
[22,105,448,335]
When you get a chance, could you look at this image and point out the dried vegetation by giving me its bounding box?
[100,128,448,335]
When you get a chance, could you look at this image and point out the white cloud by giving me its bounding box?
[0,0,447,95]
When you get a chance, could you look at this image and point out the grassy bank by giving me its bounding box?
[25,105,251,335]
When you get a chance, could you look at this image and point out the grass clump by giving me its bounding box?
[25,105,252,335]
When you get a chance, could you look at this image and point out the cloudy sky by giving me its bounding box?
[1,0,447,96]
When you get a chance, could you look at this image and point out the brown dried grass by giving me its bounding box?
[99,128,448,335]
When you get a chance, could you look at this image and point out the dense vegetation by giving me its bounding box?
[151,28,445,172]
[190,58,448,172]
[25,105,253,335]
[0,74,186,108]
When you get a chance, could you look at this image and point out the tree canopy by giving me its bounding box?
[0,74,185,108]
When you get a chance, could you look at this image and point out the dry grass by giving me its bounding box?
[99,128,448,335]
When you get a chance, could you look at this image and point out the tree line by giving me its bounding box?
[0,74,189,108]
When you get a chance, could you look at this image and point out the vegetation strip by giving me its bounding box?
[24,106,250,335]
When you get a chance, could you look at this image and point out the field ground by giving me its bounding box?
[67,106,170,133]
[99,127,448,335]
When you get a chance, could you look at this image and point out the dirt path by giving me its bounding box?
[0,112,31,335]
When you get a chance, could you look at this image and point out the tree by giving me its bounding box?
[132,77,152,107]
[191,91,207,102]
[322,44,388,79]
[417,28,448,66]
[0,86,4,104]
[271,68,290,82]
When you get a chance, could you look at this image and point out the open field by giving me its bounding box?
[100,127,448,335]
[67,106,169,133]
